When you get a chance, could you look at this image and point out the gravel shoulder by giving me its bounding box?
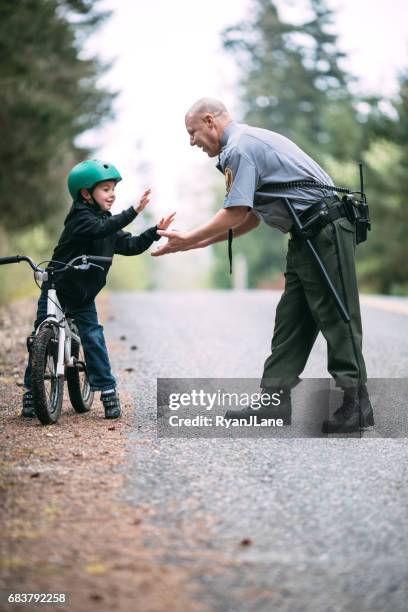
[0,296,204,612]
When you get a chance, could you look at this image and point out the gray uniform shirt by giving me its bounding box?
[218,121,335,232]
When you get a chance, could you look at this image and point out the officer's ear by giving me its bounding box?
[203,113,215,128]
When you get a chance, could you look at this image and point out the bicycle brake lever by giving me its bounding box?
[73,264,91,270]
[72,263,104,271]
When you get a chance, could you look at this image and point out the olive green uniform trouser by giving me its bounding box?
[261,215,367,390]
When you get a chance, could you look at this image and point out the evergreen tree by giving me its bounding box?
[359,73,408,293]
[212,0,366,289]
[0,0,114,231]
[222,0,358,160]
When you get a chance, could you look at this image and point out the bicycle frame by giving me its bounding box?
[36,287,81,376]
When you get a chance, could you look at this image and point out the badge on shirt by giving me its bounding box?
[224,167,233,194]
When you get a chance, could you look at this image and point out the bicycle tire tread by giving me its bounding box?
[31,325,64,424]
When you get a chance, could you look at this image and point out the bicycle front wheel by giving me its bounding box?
[31,325,64,425]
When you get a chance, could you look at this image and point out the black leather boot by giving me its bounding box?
[322,384,374,434]
[101,391,122,419]
[21,390,36,418]
[358,384,374,424]
[224,387,292,425]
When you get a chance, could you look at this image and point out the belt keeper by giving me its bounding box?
[318,210,329,226]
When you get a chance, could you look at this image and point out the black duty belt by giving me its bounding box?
[290,196,347,240]
[227,196,347,274]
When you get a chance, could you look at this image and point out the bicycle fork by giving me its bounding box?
[45,288,66,376]
[36,289,82,376]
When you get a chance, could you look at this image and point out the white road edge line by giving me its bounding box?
[360,295,408,317]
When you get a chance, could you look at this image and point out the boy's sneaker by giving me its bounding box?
[22,390,36,418]
[101,390,122,419]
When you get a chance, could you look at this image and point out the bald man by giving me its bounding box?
[152,97,373,434]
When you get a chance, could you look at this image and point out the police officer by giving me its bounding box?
[152,97,373,433]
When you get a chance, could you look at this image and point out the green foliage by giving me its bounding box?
[0,225,52,303]
[211,224,287,289]
[209,182,287,289]
[348,73,408,294]
[106,253,151,292]
[213,0,408,294]
[0,0,118,303]
[222,0,358,160]
[360,139,408,294]
[0,0,115,232]
[106,256,150,292]
[214,0,361,288]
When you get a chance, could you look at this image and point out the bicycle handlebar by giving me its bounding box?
[0,254,112,273]
[86,256,112,263]
[0,255,23,265]
[0,255,37,269]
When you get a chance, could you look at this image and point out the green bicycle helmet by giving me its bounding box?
[67,159,122,200]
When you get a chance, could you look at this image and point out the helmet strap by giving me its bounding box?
[80,187,99,207]
[90,191,99,206]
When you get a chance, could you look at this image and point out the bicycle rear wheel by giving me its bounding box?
[31,325,64,424]
[66,322,94,413]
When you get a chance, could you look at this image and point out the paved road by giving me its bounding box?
[106,291,408,612]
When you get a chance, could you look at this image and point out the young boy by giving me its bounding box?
[22,159,175,419]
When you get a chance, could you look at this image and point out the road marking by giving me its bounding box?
[360,295,408,316]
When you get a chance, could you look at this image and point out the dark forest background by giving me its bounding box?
[211,0,408,295]
[0,0,407,302]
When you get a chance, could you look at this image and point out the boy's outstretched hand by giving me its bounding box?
[157,212,176,231]
[134,189,151,213]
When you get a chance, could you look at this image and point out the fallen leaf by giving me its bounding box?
[90,593,103,601]
[240,538,252,546]
[84,562,108,576]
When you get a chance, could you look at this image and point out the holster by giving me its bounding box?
[294,197,346,240]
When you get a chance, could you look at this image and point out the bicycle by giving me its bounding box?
[0,254,112,424]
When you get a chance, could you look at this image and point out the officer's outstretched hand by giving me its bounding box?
[134,189,151,213]
[157,212,176,231]
[151,229,190,256]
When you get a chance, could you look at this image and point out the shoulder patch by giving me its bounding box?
[225,167,233,194]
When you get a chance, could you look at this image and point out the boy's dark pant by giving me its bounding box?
[261,214,367,389]
[24,291,116,393]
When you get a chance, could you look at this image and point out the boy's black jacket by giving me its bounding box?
[46,199,160,307]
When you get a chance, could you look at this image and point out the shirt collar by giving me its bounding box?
[74,199,109,216]
[220,120,238,149]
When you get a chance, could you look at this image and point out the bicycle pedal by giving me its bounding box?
[43,373,57,381]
